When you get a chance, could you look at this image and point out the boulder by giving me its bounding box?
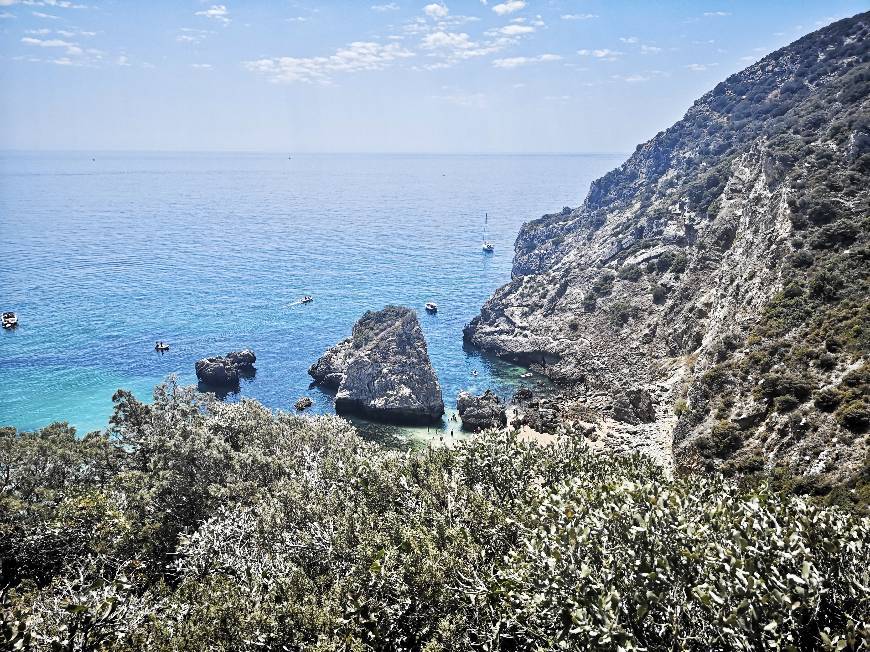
[195,349,257,388]
[309,306,445,425]
[226,349,256,369]
[612,388,656,424]
[294,396,313,411]
[457,390,507,432]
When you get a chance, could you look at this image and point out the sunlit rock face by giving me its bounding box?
[310,305,445,425]
[466,13,870,488]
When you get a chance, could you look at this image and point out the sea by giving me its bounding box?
[0,152,625,447]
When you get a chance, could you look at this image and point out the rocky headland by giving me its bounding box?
[466,13,869,495]
[310,305,445,425]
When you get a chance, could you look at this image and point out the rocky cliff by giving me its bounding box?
[466,13,869,498]
[310,306,445,425]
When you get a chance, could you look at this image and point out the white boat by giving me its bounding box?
[425,302,438,313]
[482,212,494,252]
[2,312,18,329]
[301,295,313,304]
[155,341,170,352]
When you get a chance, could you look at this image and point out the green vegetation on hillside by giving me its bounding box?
[2,382,869,651]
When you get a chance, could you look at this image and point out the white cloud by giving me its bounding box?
[25,27,50,33]
[423,2,448,18]
[577,48,623,60]
[286,16,307,22]
[21,35,80,55]
[116,54,130,66]
[196,4,230,24]
[619,36,638,44]
[499,23,533,35]
[421,30,472,49]
[686,62,717,71]
[703,11,730,17]
[612,70,667,83]
[492,0,524,15]
[561,13,597,20]
[492,53,561,68]
[372,2,399,10]
[191,63,212,69]
[245,40,414,84]
[32,10,58,18]
[177,27,212,44]
[640,44,662,54]
[419,28,508,67]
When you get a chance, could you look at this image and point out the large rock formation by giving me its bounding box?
[465,13,870,494]
[195,349,257,387]
[309,306,445,425]
[456,390,507,432]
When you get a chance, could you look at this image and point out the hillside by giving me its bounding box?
[465,13,870,499]
[2,385,868,650]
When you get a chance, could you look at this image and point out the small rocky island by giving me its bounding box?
[309,306,445,425]
[195,349,256,388]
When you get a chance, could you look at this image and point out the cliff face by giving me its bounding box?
[465,13,869,493]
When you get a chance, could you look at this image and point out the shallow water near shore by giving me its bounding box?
[0,151,624,444]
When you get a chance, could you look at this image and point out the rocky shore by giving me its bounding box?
[310,306,445,425]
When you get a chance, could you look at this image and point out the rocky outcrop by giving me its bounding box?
[465,13,870,492]
[456,390,507,431]
[613,389,656,425]
[295,397,313,411]
[195,349,257,387]
[309,306,445,425]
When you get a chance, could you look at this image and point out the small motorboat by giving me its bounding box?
[425,302,438,313]
[2,312,18,329]
[482,241,494,252]
[301,295,314,304]
[155,341,170,352]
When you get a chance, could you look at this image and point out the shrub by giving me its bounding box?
[757,372,814,402]
[618,263,643,282]
[3,384,869,651]
[789,250,815,268]
[652,285,668,304]
[814,387,844,412]
[609,302,632,327]
[697,420,743,458]
[809,269,845,301]
[774,394,801,413]
[589,270,616,297]
[835,400,870,432]
[670,251,688,274]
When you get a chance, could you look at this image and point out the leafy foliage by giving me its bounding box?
[2,383,869,650]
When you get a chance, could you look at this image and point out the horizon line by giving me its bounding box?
[0,148,630,157]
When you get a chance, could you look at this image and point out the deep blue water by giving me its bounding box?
[0,152,624,442]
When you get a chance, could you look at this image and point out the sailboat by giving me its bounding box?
[482,212,494,252]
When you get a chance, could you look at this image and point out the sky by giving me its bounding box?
[0,0,866,153]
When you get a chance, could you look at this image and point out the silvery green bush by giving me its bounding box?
[1,381,867,651]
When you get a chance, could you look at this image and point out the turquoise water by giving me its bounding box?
[0,152,624,438]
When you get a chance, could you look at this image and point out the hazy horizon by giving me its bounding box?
[1,1,866,154]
